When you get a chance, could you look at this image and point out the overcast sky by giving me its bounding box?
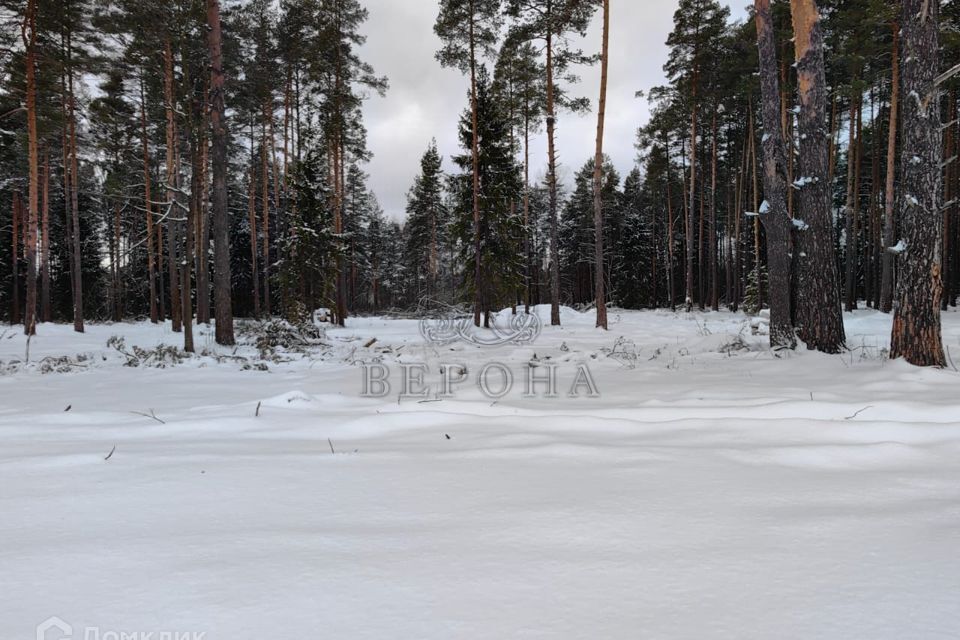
[359,1,750,222]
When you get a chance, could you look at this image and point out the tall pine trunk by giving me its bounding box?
[207,0,235,345]
[686,66,699,312]
[843,96,861,311]
[790,0,845,353]
[248,124,261,318]
[593,0,609,330]
[890,0,946,367]
[879,23,899,314]
[469,0,482,327]
[10,193,21,325]
[40,147,50,322]
[755,0,796,348]
[139,73,159,323]
[196,88,211,325]
[710,110,719,312]
[66,31,84,333]
[21,0,38,336]
[546,0,561,326]
[163,38,182,333]
[261,108,272,318]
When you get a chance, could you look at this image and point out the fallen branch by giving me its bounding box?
[844,405,874,420]
[131,409,165,424]
[104,445,116,461]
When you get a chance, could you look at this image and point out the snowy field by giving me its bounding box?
[2,306,960,639]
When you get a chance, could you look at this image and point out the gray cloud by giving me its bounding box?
[359,1,749,221]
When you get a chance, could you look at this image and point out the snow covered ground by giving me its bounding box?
[2,307,960,639]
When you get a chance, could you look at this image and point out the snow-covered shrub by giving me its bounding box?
[240,319,328,358]
[108,336,188,368]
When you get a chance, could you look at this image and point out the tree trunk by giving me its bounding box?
[686,66,699,312]
[139,73,159,323]
[40,147,50,323]
[790,0,846,353]
[593,0,609,330]
[710,109,719,311]
[890,0,946,367]
[67,32,84,333]
[207,0,235,345]
[524,108,531,313]
[10,193,21,325]
[666,137,676,310]
[21,0,38,336]
[879,24,899,314]
[467,0,482,327]
[112,203,122,321]
[182,157,195,353]
[261,108,272,318]
[248,124,261,318]
[749,104,763,309]
[196,87,211,325]
[163,38,182,333]
[843,95,860,311]
[546,1,561,327]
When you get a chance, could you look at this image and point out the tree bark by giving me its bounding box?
[10,192,21,325]
[21,0,38,336]
[790,0,846,353]
[843,95,861,311]
[666,142,676,310]
[879,23,899,314]
[261,108,272,318]
[163,38,182,332]
[593,0,609,330]
[196,86,211,325]
[890,0,946,367]
[40,147,50,323]
[207,0,235,345]
[686,66,699,312]
[66,31,84,333]
[248,123,261,319]
[546,0,560,326]
[468,0,483,326]
[140,73,159,323]
[710,109,719,312]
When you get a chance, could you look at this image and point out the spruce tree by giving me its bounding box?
[435,0,502,326]
[507,0,596,326]
[451,67,523,325]
[405,141,447,302]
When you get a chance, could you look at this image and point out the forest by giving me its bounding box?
[1,0,958,367]
[4,3,960,636]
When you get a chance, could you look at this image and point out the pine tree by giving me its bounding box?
[879,20,900,314]
[436,0,502,326]
[665,0,730,312]
[493,37,545,312]
[592,0,610,329]
[20,0,38,336]
[207,0,235,345]
[507,0,597,326]
[790,0,846,353]
[890,0,947,366]
[754,0,796,348]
